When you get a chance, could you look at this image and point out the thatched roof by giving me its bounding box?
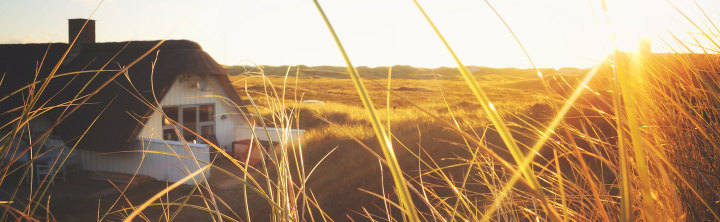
[0,40,243,152]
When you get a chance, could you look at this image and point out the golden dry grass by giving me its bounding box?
[3,1,720,221]
[231,75,549,109]
[224,70,579,221]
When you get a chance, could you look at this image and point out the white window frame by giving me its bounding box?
[162,104,215,142]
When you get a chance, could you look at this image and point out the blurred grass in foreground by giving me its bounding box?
[2,1,720,221]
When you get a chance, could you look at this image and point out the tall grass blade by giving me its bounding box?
[411,1,561,221]
[311,1,420,221]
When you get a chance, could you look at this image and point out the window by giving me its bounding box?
[162,104,215,143]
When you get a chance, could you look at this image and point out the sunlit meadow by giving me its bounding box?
[1,0,719,221]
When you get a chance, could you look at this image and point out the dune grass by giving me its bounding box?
[2,1,720,221]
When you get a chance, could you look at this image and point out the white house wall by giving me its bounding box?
[137,75,245,150]
[78,139,210,185]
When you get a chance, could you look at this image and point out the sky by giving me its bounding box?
[1,0,719,69]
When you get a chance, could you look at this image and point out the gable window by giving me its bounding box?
[162,104,215,143]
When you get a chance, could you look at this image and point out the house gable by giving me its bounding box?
[137,75,245,150]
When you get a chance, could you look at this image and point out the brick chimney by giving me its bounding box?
[68,18,95,44]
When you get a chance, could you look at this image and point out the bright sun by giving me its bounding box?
[605,0,659,52]
[602,0,711,54]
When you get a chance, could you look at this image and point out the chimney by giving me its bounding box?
[68,18,95,44]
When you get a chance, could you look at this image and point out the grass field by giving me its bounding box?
[221,53,720,221]
[224,68,593,220]
[3,1,720,221]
